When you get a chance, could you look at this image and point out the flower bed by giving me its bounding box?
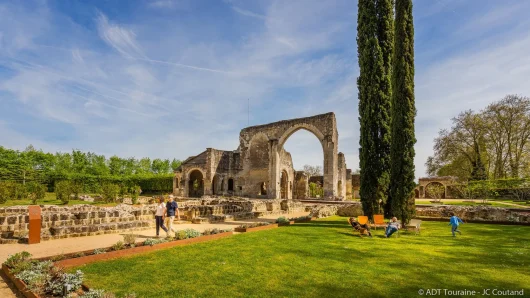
[289,215,313,223]
[2,228,234,297]
[234,222,278,233]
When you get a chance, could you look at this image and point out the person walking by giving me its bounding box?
[449,213,464,237]
[166,196,180,234]
[155,197,168,237]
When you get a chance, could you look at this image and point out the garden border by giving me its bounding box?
[234,223,278,233]
[2,263,40,298]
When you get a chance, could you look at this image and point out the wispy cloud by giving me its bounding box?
[1,0,529,180]
[96,11,144,59]
[232,6,267,20]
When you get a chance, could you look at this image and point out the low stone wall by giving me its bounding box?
[415,205,530,223]
[0,204,157,243]
[308,202,363,218]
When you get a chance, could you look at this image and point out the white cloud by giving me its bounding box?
[96,12,144,59]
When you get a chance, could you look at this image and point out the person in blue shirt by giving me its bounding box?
[449,213,464,237]
[166,196,179,234]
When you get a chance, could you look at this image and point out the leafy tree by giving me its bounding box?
[151,158,171,174]
[55,181,71,204]
[171,159,182,172]
[101,183,120,203]
[302,165,323,177]
[427,110,488,181]
[70,181,83,200]
[72,150,89,174]
[425,183,445,203]
[131,185,142,204]
[26,182,46,205]
[137,158,152,174]
[357,0,392,219]
[308,182,324,198]
[108,156,124,176]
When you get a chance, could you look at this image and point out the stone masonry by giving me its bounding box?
[173,113,350,200]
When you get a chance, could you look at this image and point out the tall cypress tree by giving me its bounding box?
[389,0,416,224]
[376,0,394,217]
[357,0,392,219]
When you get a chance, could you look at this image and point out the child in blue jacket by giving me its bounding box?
[448,213,464,237]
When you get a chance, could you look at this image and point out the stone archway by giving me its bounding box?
[239,112,338,199]
[280,170,289,199]
[425,182,446,199]
[212,175,219,195]
[188,169,204,198]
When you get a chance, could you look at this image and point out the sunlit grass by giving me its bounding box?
[73,216,530,298]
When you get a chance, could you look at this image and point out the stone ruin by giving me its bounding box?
[172,113,349,201]
[0,204,155,244]
[0,197,308,244]
[415,205,530,223]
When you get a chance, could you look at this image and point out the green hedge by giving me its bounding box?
[47,174,173,193]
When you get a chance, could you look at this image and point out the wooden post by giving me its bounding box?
[28,206,41,244]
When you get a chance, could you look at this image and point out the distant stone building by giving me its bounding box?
[173,113,349,200]
[415,176,458,198]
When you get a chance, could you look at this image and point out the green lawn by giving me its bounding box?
[73,217,530,298]
[0,192,119,207]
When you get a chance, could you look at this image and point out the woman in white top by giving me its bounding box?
[155,197,168,237]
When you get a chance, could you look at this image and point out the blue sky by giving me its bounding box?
[1,0,530,180]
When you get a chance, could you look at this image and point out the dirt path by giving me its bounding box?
[0,212,309,297]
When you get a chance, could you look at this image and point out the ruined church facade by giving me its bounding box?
[173,113,348,200]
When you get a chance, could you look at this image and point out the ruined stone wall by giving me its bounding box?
[346,169,353,198]
[337,153,347,199]
[294,171,308,200]
[415,206,530,223]
[0,204,156,243]
[239,112,339,199]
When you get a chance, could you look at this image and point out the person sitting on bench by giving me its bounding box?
[385,217,401,238]
[349,217,372,237]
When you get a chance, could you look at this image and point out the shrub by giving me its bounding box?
[50,254,66,262]
[14,260,54,295]
[46,270,84,296]
[4,251,32,269]
[175,230,187,240]
[131,185,142,205]
[77,289,107,298]
[73,252,85,258]
[93,248,106,255]
[112,241,125,251]
[221,228,233,233]
[26,182,46,204]
[0,181,10,204]
[237,222,270,229]
[202,229,212,236]
[101,183,120,203]
[144,238,167,246]
[185,228,201,239]
[14,183,28,200]
[16,269,47,294]
[55,181,72,204]
[70,181,83,200]
[122,234,138,246]
[275,216,289,224]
